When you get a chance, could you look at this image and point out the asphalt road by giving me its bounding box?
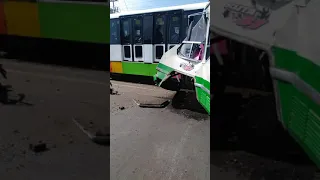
[110,79,319,180]
[0,59,318,180]
[110,80,210,180]
[0,59,109,180]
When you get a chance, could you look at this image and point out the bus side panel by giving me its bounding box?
[195,60,210,114]
[110,62,123,73]
[4,1,40,37]
[38,2,109,43]
[122,62,157,76]
[274,47,320,167]
[110,44,122,61]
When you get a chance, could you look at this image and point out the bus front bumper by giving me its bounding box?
[153,66,180,91]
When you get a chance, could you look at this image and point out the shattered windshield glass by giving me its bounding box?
[178,13,208,61]
[189,15,207,42]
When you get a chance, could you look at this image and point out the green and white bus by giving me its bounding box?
[155,0,320,168]
[110,2,207,76]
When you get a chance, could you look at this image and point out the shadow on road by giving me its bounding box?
[210,93,318,179]
[171,91,207,114]
[0,84,33,106]
[168,91,209,120]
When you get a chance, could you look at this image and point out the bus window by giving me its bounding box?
[153,14,166,44]
[110,19,120,44]
[143,15,153,44]
[133,17,143,44]
[121,19,132,44]
[168,14,181,44]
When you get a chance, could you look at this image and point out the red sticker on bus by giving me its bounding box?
[180,62,194,71]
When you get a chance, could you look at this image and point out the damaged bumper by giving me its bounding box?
[153,64,180,91]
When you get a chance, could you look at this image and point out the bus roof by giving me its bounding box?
[110,2,208,19]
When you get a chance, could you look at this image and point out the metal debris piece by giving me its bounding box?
[72,118,109,146]
[133,99,170,108]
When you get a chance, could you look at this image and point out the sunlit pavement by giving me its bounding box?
[110,80,210,180]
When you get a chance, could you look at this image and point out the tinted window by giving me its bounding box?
[168,14,181,44]
[121,19,132,44]
[133,17,143,44]
[156,46,164,59]
[124,46,131,58]
[154,14,166,44]
[143,15,153,44]
[110,19,120,44]
[135,46,143,58]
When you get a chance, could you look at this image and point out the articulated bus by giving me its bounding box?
[110,2,207,77]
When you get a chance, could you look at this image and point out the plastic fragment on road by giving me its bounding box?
[132,99,171,108]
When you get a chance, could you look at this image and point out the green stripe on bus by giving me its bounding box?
[195,76,210,114]
[156,63,174,75]
[38,2,109,43]
[122,62,158,76]
[195,76,210,91]
[273,47,320,167]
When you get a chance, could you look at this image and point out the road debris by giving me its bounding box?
[132,99,170,108]
[72,118,109,146]
[29,142,48,153]
[110,88,118,95]
[13,130,20,134]
[119,106,125,110]
[110,82,118,95]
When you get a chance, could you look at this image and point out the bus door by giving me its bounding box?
[120,16,133,61]
[167,10,182,51]
[142,13,153,64]
[153,12,167,63]
[132,15,144,62]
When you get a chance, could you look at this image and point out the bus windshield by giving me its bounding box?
[189,15,207,42]
[177,9,209,61]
